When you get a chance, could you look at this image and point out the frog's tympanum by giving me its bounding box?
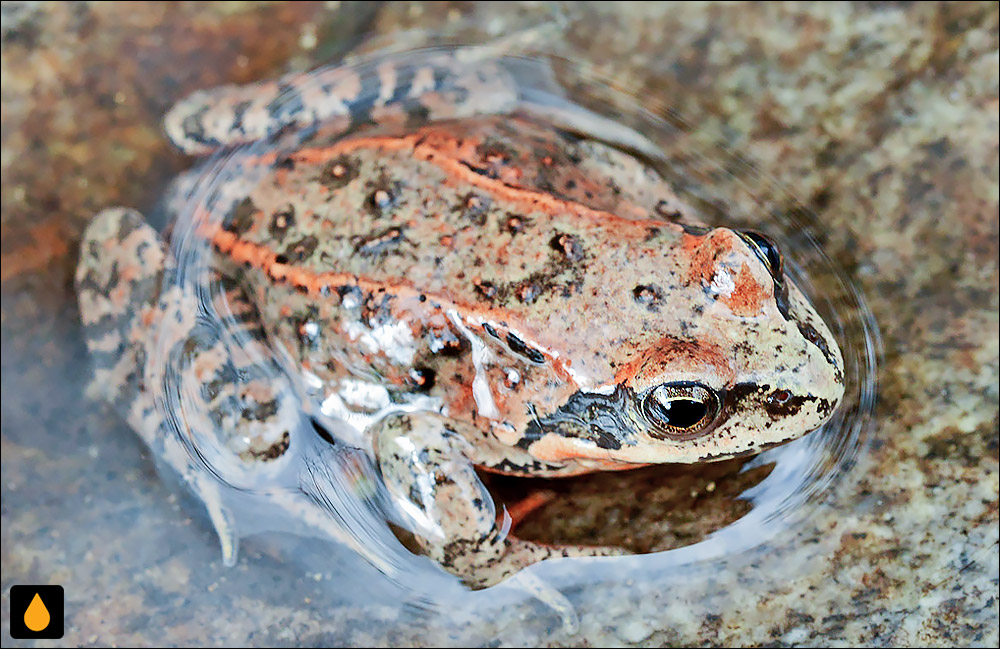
[76,53,844,588]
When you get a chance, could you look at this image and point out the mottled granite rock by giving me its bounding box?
[2,1,996,646]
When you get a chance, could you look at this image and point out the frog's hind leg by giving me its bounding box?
[162,48,523,155]
[158,266,310,564]
[76,207,170,417]
[76,208,248,567]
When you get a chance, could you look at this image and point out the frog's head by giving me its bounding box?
[522,227,845,466]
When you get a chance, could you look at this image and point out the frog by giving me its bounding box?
[75,48,845,589]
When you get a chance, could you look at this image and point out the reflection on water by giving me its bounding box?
[85,38,879,637]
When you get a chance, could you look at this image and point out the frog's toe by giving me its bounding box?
[187,471,240,567]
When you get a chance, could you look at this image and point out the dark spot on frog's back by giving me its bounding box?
[366,176,403,217]
[320,155,360,190]
[267,83,305,123]
[353,226,407,256]
[504,214,532,236]
[515,280,542,304]
[269,205,295,240]
[275,154,296,170]
[476,139,515,165]
[361,292,395,326]
[473,280,499,301]
[408,367,436,392]
[224,197,258,234]
[336,284,363,304]
[282,235,319,263]
[506,333,545,364]
[457,192,492,226]
[550,233,585,262]
[642,226,667,242]
[633,284,664,311]
[428,327,469,357]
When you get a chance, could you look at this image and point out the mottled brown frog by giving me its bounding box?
[76,51,844,588]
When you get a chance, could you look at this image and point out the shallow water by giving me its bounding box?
[6,3,997,646]
[116,41,882,635]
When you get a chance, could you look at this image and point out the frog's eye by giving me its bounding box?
[642,382,720,439]
[738,230,784,284]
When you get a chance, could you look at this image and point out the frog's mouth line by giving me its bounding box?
[515,381,838,459]
[517,384,640,452]
[516,383,730,452]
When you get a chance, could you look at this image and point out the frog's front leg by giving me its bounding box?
[373,412,622,589]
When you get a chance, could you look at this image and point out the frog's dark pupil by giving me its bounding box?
[652,398,707,429]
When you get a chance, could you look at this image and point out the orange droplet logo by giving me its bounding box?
[24,592,50,632]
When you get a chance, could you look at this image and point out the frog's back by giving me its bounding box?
[206,114,842,460]
[209,117,696,396]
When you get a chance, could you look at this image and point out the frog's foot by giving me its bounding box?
[373,412,625,590]
[154,314,296,569]
[184,469,240,566]
[456,535,626,591]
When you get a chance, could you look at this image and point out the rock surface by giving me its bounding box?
[2,2,997,646]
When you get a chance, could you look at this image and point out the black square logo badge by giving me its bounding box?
[9,585,64,639]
